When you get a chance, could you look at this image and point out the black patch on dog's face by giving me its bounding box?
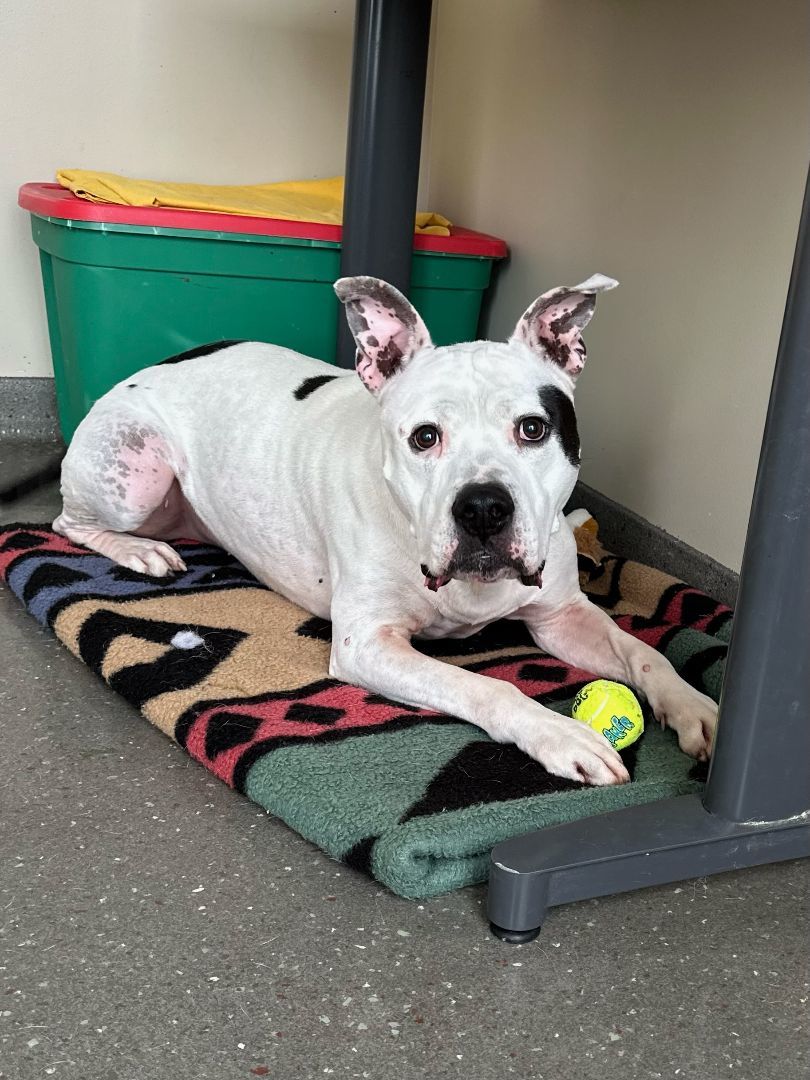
[158,340,246,365]
[537,384,580,466]
[294,374,338,401]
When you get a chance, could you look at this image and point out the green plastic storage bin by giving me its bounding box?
[19,184,507,441]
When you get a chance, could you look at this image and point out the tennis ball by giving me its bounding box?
[571,680,644,750]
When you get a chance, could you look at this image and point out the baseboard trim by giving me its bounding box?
[569,481,739,608]
[0,377,60,441]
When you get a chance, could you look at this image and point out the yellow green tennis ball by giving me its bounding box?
[571,680,644,750]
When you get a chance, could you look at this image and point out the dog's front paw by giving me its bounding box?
[655,686,718,762]
[522,713,631,787]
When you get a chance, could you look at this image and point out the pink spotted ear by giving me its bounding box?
[334,276,432,393]
[510,273,618,379]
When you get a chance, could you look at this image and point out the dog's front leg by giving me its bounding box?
[523,596,718,761]
[329,612,629,786]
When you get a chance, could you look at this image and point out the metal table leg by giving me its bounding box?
[336,0,432,368]
[488,164,810,942]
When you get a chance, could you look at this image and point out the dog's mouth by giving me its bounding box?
[420,551,545,592]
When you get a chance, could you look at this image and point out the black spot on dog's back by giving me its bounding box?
[159,340,246,365]
[537,384,580,466]
[294,374,338,401]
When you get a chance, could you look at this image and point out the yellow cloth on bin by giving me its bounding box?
[56,170,452,235]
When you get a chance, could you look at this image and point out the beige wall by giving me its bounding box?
[0,0,355,378]
[426,0,809,570]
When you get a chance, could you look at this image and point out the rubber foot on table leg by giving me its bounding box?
[489,922,541,944]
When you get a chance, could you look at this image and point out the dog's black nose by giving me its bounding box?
[452,482,515,542]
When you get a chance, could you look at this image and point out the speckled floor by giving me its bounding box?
[1,442,808,1080]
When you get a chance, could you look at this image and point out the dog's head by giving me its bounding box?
[334,273,617,590]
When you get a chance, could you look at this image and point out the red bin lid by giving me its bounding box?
[18,183,507,258]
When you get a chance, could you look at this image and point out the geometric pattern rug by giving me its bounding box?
[0,518,731,898]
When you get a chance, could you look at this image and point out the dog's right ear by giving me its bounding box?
[334,276,432,394]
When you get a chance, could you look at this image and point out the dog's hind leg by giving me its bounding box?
[53,409,188,577]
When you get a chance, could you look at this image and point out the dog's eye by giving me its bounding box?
[410,424,441,452]
[517,416,547,443]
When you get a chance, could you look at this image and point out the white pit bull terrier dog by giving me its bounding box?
[54,274,717,785]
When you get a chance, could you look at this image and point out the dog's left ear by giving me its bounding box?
[334,276,432,393]
[510,273,618,379]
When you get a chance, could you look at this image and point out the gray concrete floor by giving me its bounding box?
[1,442,808,1080]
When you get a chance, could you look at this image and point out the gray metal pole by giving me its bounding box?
[336,0,433,368]
[704,164,810,822]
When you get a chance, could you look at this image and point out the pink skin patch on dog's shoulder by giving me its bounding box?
[116,436,172,512]
[97,426,176,521]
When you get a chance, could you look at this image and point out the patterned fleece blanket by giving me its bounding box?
[0,520,731,898]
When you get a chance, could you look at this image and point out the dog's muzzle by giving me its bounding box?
[420,481,544,591]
